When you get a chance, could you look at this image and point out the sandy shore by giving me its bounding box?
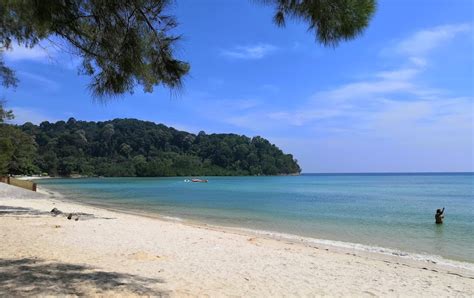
[1,183,473,297]
[13,175,53,180]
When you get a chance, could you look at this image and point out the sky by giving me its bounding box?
[2,0,473,173]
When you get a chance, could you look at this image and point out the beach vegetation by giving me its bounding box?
[0,124,38,175]
[0,99,14,123]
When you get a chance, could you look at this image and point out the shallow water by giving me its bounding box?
[37,173,474,263]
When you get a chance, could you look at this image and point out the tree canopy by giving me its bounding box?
[0,117,301,177]
[264,0,376,46]
[0,99,14,122]
[0,0,376,98]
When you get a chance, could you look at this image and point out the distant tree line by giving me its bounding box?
[0,117,301,177]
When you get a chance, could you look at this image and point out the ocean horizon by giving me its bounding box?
[37,173,474,265]
[301,172,473,175]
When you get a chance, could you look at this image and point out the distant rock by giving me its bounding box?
[50,208,62,216]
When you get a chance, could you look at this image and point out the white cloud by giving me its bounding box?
[267,94,473,173]
[367,97,472,139]
[221,44,277,59]
[228,23,472,130]
[18,71,60,91]
[167,123,201,134]
[314,80,416,102]
[409,57,427,67]
[375,68,420,81]
[3,40,80,70]
[226,114,268,130]
[3,43,57,62]
[267,109,345,126]
[225,98,261,110]
[9,107,58,125]
[193,95,261,113]
[394,24,471,56]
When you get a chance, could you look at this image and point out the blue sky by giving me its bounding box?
[2,0,473,173]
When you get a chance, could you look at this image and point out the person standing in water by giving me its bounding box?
[435,207,445,224]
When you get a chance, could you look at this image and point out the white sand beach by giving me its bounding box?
[1,182,473,297]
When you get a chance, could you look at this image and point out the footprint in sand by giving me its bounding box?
[129,251,164,261]
[247,237,261,246]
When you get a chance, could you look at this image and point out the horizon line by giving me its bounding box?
[301,171,473,174]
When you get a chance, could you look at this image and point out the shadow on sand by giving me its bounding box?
[0,206,48,217]
[0,258,168,296]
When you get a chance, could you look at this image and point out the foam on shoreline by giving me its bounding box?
[228,227,474,272]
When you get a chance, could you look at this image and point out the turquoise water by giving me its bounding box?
[37,173,474,263]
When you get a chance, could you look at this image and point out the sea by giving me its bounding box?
[37,173,474,265]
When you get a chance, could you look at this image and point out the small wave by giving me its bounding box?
[231,227,474,272]
[162,216,184,222]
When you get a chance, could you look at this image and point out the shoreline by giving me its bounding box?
[1,182,473,296]
[38,184,474,272]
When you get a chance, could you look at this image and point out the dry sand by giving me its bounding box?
[0,182,473,297]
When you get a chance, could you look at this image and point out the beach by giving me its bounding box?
[1,182,473,297]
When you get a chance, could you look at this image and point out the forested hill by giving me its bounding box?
[3,118,301,177]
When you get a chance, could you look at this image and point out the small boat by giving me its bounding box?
[191,178,208,183]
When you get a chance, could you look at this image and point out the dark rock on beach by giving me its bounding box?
[50,208,62,216]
